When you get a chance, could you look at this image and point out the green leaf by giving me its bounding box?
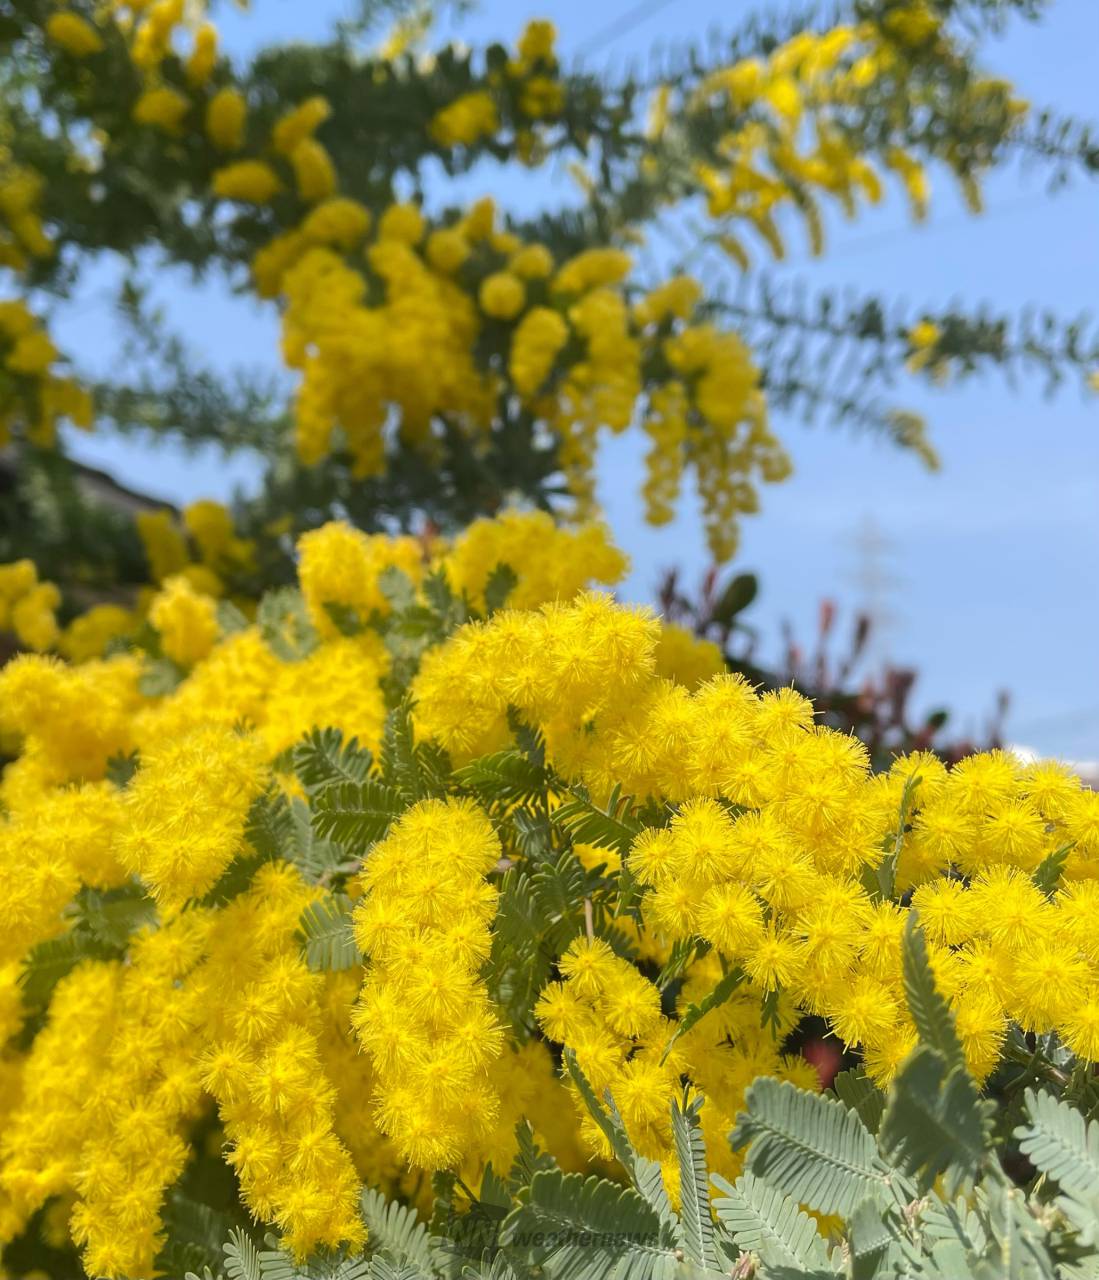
[245,790,295,860]
[257,587,318,662]
[311,778,405,848]
[731,1078,885,1217]
[1033,843,1074,898]
[359,1188,436,1274]
[455,749,549,807]
[380,700,451,801]
[1016,1088,1099,1199]
[711,572,757,625]
[847,1197,910,1280]
[553,785,644,860]
[712,1171,828,1272]
[299,893,362,972]
[216,600,250,635]
[139,656,185,696]
[483,563,518,615]
[293,727,375,795]
[672,1094,719,1271]
[865,771,921,902]
[20,931,113,1009]
[105,750,140,788]
[222,1228,262,1280]
[878,1045,990,1195]
[378,566,418,613]
[509,1119,558,1193]
[499,1169,677,1280]
[831,1070,886,1136]
[902,913,965,1070]
[661,966,744,1065]
[73,884,157,950]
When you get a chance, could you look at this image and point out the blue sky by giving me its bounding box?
[57,0,1099,760]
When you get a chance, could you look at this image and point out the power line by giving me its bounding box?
[575,0,683,57]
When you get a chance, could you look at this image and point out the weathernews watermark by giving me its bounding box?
[436,1201,661,1253]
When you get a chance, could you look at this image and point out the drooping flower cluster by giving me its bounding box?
[351,799,506,1169]
[0,299,92,449]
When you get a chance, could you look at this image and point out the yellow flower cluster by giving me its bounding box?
[352,799,505,1169]
[428,21,564,147]
[136,500,255,596]
[1,516,1097,1273]
[115,725,267,910]
[0,151,53,270]
[680,20,1023,263]
[0,299,92,448]
[0,559,60,652]
[198,863,365,1258]
[252,185,788,557]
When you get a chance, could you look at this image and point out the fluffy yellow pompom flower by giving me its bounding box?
[148,574,219,667]
[479,271,526,319]
[300,197,371,249]
[185,21,218,88]
[377,201,425,245]
[272,96,331,155]
[509,305,568,396]
[132,87,191,135]
[291,138,338,203]
[553,248,632,295]
[45,11,104,56]
[115,726,267,910]
[212,160,283,203]
[430,90,499,147]
[425,228,470,274]
[509,243,554,279]
[206,87,247,151]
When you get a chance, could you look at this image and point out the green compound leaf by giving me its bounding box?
[712,1171,828,1273]
[902,912,965,1071]
[299,892,361,972]
[499,1169,678,1280]
[671,1094,719,1271]
[293,727,375,795]
[731,1077,885,1217]
[878,1045,991,1195]
[311,779,406,848]
[1015,1087,1099,1199]
[454,748,550,807]
[359,1188,436,1273]
[831,1069,886,1136]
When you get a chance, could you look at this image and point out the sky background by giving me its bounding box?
[55,0,1099,761]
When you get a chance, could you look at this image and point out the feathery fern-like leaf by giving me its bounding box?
[499,1169,677,1280]
[359,1188,436,1273]
[1016,1088,1099,1199]
[293,727,375,794]
[878,1045,990,1195]
[902,914,965,1070]
[299,893,362,971]
[311,779,405,847]
[672,1095,719,1271]
[661,967,743,1065]
[712,1171,828,1272]
[831,1070,886,1136]
[731,1078,885,1217]
[563,1051,675,1229]
[222,1229,262,1280]
[454,750,549,807]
